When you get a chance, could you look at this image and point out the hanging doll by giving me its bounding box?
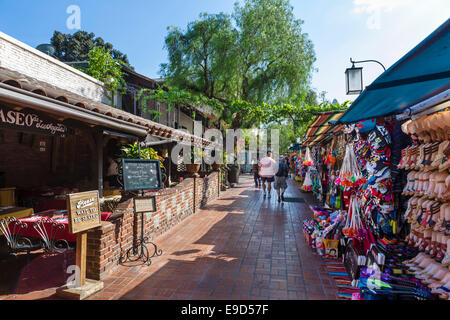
[301,147,314,192]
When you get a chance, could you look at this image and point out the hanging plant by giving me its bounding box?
[121,142,164,168]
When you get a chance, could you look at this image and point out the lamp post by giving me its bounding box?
[345,58,386,95]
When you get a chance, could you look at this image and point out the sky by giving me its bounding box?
[0,0,449,103]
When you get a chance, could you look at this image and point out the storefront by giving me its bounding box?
[0,79,150,247]
[300,19,450,300]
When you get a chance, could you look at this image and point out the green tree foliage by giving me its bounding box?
[160,0,316,129]
[233,0,315,103]
[137,86,224,121]
[160,13,238,101]
[50,30,131,67]
[77,46,127,104]
[264,100,351,154]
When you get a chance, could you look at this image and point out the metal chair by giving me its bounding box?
[33,217,73,253]
[0,217,38,256]
[33,217,75,272]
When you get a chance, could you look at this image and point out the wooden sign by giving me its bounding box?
[0,104,68,137]
[67,191,101,234]
[134,196,156,213]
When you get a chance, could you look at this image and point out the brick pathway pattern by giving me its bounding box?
[91,175,339,300]
[2,175,339,300]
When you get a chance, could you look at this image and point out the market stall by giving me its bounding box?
[301,19,450,300]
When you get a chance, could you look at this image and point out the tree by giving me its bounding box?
[233,0,315,104]
[50,30,131,67]
[77,46,127,104]
[160,13,238,101]
[261,100,351,154]
[160,0,316,129]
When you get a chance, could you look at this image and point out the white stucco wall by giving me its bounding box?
[0,31,109,104]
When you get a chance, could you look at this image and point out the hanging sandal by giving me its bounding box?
[430,141,449,170]
[439,143,450,172]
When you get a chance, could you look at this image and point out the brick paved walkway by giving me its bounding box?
[2,174,339,300]
[89,174,339,300]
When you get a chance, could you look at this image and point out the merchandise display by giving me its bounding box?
[299,107,450,300]
[301,148,314,192]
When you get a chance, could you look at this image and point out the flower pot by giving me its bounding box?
[229,165,240,184]
[186,164,201,174]
[212,163,221,171]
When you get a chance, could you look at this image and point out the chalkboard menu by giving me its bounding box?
[122,159,162,191]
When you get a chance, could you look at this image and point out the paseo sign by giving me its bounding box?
[67,191,102,234]
[0,104,68,136]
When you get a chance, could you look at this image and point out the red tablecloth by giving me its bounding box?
[9,211,112,243]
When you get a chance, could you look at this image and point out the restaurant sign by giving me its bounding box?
[134,196,157,214]
[0,104,68,137]
[67,191,102,234]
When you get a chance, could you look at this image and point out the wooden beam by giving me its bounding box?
[75,232,87,287]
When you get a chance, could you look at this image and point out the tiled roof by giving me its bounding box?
[0,68,217,148]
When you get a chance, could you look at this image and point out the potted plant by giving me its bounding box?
[185,147,204,173]
[212,150,225,171]
[121,142,164,166]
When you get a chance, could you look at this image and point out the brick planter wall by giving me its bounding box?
[86,171,220,280]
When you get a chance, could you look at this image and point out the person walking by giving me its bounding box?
[251,161,261,188]
[274,157,289,202]
[259,150,277,198]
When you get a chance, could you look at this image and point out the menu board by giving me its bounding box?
[134,196,156,213]
[67,191,101,234]
[122,159,162,191]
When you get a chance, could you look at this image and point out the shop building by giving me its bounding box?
[0,31,220,279]
[293,19,450,300]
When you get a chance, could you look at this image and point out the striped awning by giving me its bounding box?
[301,111,344,147]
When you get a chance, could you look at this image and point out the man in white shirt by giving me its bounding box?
[258,150,277,198]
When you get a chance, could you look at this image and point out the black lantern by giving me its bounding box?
[345,65,363,95]
[345,58,386,95]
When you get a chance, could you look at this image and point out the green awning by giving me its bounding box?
[339,18,450,124]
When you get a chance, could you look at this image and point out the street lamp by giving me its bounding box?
[345,58,386,95]
[345,64,363,95]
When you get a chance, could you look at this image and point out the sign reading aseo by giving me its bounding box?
[67,191,101,234]
[0,104,68,137]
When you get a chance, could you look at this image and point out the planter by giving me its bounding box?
[229,165,240,184]
[212,163,222,171]
[185,164,201,174]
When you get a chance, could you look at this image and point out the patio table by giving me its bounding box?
[8,211,112,243]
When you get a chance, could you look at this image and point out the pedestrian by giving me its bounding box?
[274,157,289,202]
[251,161,261,188]
[105,156,119,188]
[259,150,277,198]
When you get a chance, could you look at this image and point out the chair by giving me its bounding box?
[33,218,73,253]
[0,217,39,256]
[33,217,75,272]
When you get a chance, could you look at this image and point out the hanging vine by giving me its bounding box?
[137,86,224,124]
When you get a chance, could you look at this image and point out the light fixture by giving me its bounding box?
[345,58,386,95]
[345,64,363,95]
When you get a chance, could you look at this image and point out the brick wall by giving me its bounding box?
[86,171,220,280]
[0,32,109,104]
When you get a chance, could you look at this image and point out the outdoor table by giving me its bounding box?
[0,188,16,206]
[8,211,112,243]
